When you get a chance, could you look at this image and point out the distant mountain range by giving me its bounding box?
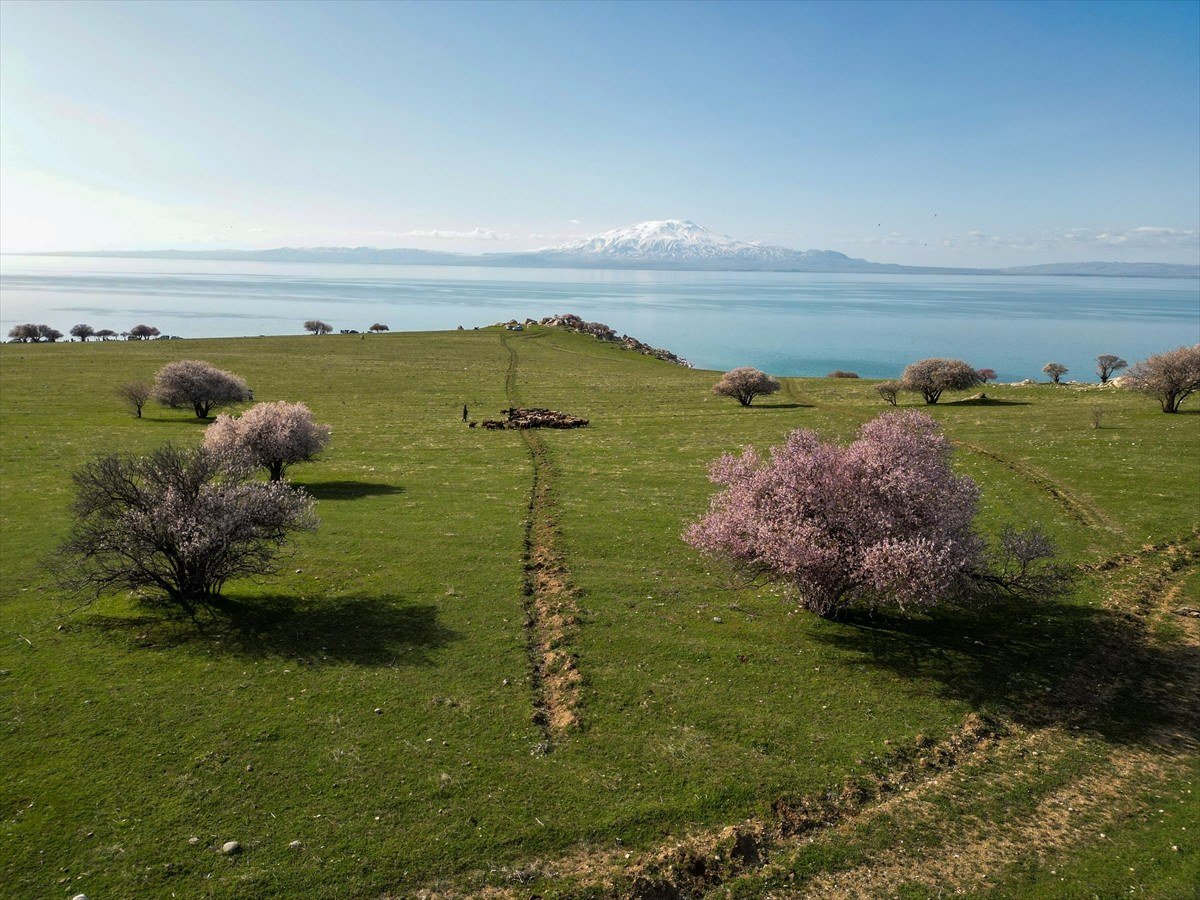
[19,219,1200,278]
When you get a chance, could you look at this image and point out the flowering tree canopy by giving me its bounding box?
[712,367,782,406]
[687,412,980,616]
[1125,345,1200,413]
[53,444,317,615]
[369,323,389,332]
[304,320,333,335]
[976,368,997,383]
[204,401,332,481]
[1042,362,1068,383]
[900,358,981,404]
[153,359,251,419]
[685,411,1068,618]
[1096,354,1127,384]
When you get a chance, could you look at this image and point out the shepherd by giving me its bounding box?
[462,404,468,422]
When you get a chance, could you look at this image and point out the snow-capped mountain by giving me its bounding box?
[36,219,1199,277]
[504,219,897,271]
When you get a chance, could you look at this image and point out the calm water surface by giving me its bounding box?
[1,255,1197,381]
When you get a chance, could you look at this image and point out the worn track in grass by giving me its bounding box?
[502,334,583,747]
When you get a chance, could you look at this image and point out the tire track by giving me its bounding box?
[501,334,582,749]
[953,439,1124,536]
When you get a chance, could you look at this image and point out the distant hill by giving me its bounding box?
[995,260,1200,278]
[16,219,1199,277]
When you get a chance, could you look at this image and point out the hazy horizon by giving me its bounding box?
[2,1,1198,267]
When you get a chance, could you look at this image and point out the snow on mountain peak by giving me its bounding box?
[546,219,774,259]
[520,219,863,269]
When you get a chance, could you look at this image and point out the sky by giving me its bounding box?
[1,0,1198,266]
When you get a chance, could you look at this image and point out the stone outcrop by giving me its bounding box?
[492,313,692,366]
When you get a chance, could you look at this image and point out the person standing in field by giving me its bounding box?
[462,404,468,422]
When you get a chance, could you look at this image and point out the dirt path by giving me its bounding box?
[501,334,583,747]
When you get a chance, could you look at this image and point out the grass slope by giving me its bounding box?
[1,326,1196,898]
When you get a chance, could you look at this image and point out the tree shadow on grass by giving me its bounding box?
[942,397,1031,407]
[809,599,1197,750]
[138,416,211,425]
[296,480,405,500]
[83,594,457,666]
[749,402,812,410]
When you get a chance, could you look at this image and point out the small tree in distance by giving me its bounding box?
[685,411,1069,619]
[900,358,981,404]
[976,368,997,383]
[7,324,39,342]
[129,324,161,340]
[95,329,117,341]
[1124,345,1200,413]
[875,380,901,406]
[52,444,317,616]
[117,381,152,418]
[1043,362,1068,384]
[204,401,332,481]
[369,323,389,333]
[1096,354,1127,384]
[304,320,333,335]
[713,367,782,407]
[70,324,95,342]
[36,325,63,342]
[153,359,251,419]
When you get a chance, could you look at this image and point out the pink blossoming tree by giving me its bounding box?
[153,359,251,419]
[54,444,318,615]
[712,366,782,406]
[204,401,332,481]
[685,411,1067,618]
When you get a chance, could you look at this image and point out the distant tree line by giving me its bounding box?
[8,323,172,342]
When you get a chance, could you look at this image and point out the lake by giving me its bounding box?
[1,255,1197,381]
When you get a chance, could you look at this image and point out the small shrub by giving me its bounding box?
[1096,354,1127,384]
[875,380,902,406]
[1124,345,1200,413]
[1090,406,1104,429]
[827,370,859,379]
[52,444,318,615]
[1042,362,1068,383]
[117,381,152,418]
[900,358,981,404]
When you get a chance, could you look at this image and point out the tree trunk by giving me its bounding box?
[269,461,285,481]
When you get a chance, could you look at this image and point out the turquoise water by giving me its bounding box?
[1,255,1197,381]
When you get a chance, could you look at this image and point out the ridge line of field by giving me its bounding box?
[501,334,583,747]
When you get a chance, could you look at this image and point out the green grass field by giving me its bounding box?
[2,326,1197,898]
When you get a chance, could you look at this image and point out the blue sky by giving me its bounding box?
[1,0,1197,265]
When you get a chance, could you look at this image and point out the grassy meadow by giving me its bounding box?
[1,326,1197,898]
